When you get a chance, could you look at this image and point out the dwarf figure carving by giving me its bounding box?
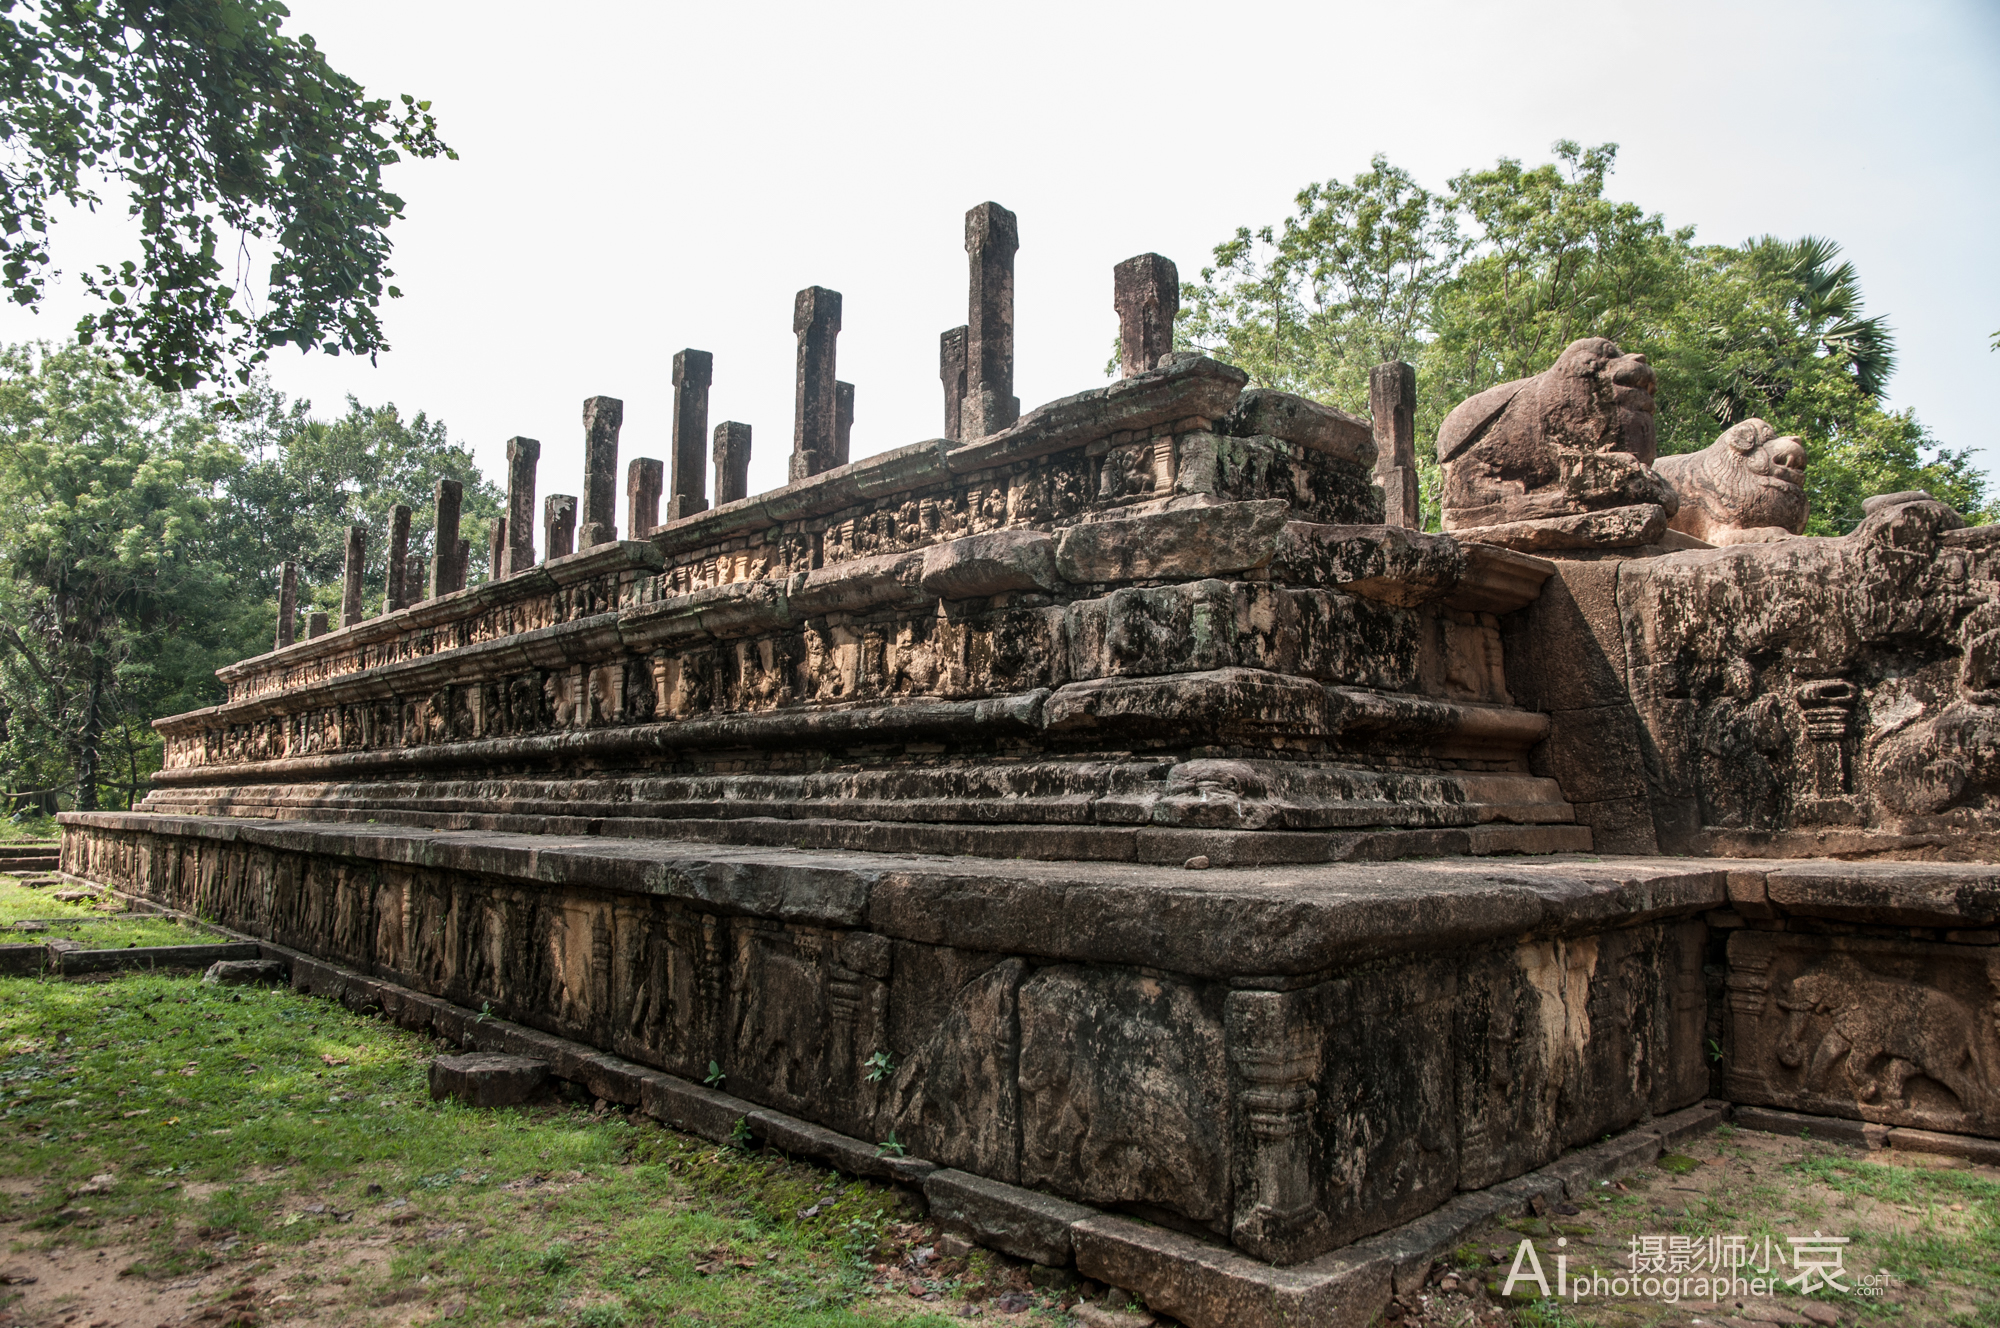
[1438,336,1678,530]
[1654,418,1808,545]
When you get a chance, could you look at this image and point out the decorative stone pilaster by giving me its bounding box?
[1226,988,1325,1263]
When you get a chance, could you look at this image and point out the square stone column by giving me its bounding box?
[306,611,329,640]
[580,396,623,547]
[504,437,540,576]
[628,457,664,537]
[963,202,1019,438]
[713,423,752,506]
[275,561,298,650]
[1369,362,1420,529]
[453,538,470,592]
[384,503,412,612]
[404,557,426,605]
[834,380,854,469]
[939,326,967,441]
[790,286,842,482]
[340,525,366,627]
[544,494,577,562]
[669,349,712,521]
[427,478,462,601]
[487,516,508,584]
[1114,253,1178,378]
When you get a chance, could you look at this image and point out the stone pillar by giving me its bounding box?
[340,525,366,628]
[580,396,623,547]
[790,286,842,482]
[939,326,967,441]
[275,561,298,650]
[1369,362,1420,529]
[427,478,463,600]
[384,504,412,612]
[306,611,330,640]
[627,458,664,538]
[405,557,426,604]
[504,437,540,576]
[713,423,752,506]
[1114,253,1179,378]
[962,202,1019,439]
[487,516,508,584]
[669,349,713,521]
[454,538,471,592]
[834,381,854,469]
[544,494,577,562]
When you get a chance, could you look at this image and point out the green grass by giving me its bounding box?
[0,877,102,929]
[0,967,1050,1324]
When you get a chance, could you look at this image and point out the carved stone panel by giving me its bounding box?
[882,956,1025,1182]
[1017,966,1230,1226]
[1727,930,2000,1136]
[724,921,889,1140]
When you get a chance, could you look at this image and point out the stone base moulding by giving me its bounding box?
[1732,1105,2000,1166]
[72,897,1726,1328]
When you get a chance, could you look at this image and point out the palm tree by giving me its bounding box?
[1705,235,1897,425]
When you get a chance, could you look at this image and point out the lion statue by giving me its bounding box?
[1653,418,1808,545]
[1437,336,1679,531]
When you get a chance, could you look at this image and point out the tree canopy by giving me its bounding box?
[1182,142,1989,533]
[0,0,455,392]
[0,340,495,813]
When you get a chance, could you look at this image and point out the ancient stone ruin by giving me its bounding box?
[58,203,2000,1327]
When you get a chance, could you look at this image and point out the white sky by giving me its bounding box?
[2,0,1996,521]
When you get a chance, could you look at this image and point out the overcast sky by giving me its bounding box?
[2,0,1995,524]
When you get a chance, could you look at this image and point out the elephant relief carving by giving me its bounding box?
[1775,969,1989,1112]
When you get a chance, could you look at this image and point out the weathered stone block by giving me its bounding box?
[1456,504,1668,552]
[429,1052,550,1107]
[1536,706,1650,803]
[1073,1213,1391,1328]
[1043,668,1331,745]
[884,958,1025,1182]
[1270,523,1464,606]
[1018,966,1230,1224]
[202,958,287,987]
[919,528,1059,600]
[1066,580,1297,682]
[1225,389,1375,467]
[1054,500,1287,584]
[924,1168,1093,1266]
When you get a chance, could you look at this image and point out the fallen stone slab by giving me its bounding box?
[1450,503,1668,552]
[0,943,45,975]
[1733,1105,1888,1148]
[202,958,288,987]
[428,1053,550,1108]
[51,941,260,975]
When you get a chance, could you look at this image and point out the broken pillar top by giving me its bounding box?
[1114,253,1179,379]
[791,287,842,482]
[962,202,1018,439]
[580,396,623,548]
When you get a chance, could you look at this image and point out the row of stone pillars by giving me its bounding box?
[272,202,1424,653]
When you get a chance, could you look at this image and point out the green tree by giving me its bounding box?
[1180,154,1465,408]
[222,389,504,618]
[0,0,455,391]
[0,341,253,810]
[1180,142,1988,533]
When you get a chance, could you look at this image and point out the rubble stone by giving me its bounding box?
[429,1053,551,1108]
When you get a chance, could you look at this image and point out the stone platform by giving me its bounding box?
[55,207,2000,1326]
[59,811,2000,1325]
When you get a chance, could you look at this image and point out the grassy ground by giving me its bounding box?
[0,876,206,947]
[1403,1127,1999,1328]
[0,817,59,845]
[0,966,1103,1327]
